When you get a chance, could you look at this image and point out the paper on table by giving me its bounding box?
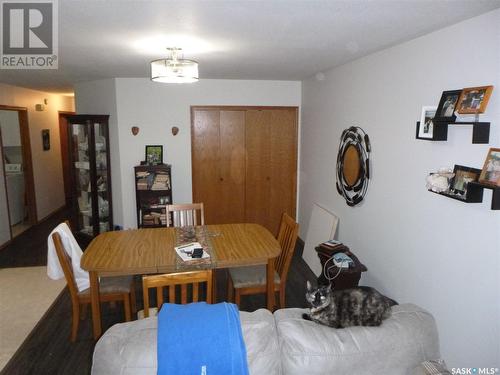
[174,242,210,262]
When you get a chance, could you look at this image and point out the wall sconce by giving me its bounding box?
[171,126,179,136]
[131,126,140,136]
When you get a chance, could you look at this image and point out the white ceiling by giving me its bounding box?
[1,0,499,94]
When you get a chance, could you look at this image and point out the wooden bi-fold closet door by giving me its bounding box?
[191,109,246,225]
[191,106,297,236]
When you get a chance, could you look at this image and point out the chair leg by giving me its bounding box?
[123,294,131,322]
[234,289,241,307]
[71,302,80,342]
[227,276,234,302]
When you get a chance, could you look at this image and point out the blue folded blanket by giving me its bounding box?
[157,302,249,375]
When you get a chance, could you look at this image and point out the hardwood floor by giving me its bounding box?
[0,211,315,375]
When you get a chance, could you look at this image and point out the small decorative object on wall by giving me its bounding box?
[42,129,50,151]
[449,165,481,196]
[336,126,371,206]
[145,145,163,165]
[456,85,494,114]
[171,126,179,136]
[479,147,500,186]
[418,106,437,139]
[131,126,140,136]
[435,89,462,122]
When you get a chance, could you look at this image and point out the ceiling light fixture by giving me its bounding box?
[150,47,199,83]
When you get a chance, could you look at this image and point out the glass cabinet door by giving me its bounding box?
[93,122,110,234]
[71,122,93,236]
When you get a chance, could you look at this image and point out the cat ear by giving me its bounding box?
[306,280,312,291]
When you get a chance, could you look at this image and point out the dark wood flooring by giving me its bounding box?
[0,210,315,375]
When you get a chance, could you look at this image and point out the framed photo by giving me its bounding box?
[145,145,163,165]
[456,85,494,114]
[435,89,461,122]
[418,106,437,139]
[449,165,481,195]
[479,148,500,186]
[42,129,50,151]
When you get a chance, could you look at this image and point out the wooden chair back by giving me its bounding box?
[166,203,205,227]
[51,222,80,306]
[142,269,212,318]
[274,213,299,286]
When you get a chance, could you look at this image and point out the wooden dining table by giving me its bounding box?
[80,223,281,339]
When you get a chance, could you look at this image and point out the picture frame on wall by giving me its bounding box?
[42,129,50,151]
[435,89,462,122]
[145,145,163,165]
[418,106,437,139]
[479,148,500,187]
[456,85,494,114]
[449,165,481,196]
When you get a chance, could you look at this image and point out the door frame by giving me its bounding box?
[0,105,37,226]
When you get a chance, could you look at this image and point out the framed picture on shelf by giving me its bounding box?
[435,90,461,122]
[418,106,437,139]
[456,85,494,114]
[479,148,500,186]
[449,165,481,196]
[145,145,163,165]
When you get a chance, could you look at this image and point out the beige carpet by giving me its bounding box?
[0,266,66,371]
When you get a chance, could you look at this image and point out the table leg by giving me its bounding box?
[211,269,217,303]
[89,271,102,339]
[266,259,275,311]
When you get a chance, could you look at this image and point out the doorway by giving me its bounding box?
[0,106,37,240]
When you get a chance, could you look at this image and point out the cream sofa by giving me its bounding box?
[92,304,441,375]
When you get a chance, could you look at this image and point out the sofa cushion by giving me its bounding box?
[274,303,440,375]
[91,308,280,375]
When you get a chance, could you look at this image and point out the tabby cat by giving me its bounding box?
[302,281,397,328]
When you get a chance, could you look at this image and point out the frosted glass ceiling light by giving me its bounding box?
[151,47,199,83]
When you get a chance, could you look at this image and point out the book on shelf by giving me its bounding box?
[320,239,343,249]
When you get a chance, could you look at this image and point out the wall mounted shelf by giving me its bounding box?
[416,121,490,144]
[468,182,500,210]
[429,182,499,210]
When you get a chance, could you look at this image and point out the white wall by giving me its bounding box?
[0,83,75,226]
[300,9,500,369]
[76,78,301,228]
[0,110,21,146]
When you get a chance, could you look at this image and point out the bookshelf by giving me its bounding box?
[134,164,172,227]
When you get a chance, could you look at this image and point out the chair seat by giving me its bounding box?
[78,275,133,296]
[229,265,280,289]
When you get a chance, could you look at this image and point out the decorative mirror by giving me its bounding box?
[336,126,371,206]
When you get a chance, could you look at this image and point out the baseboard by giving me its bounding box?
[36,205,67,225]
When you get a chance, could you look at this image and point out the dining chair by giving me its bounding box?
[227,213,299,309]
[166,203,205,227]
[51,223,136,342]
[140,270,213,318]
